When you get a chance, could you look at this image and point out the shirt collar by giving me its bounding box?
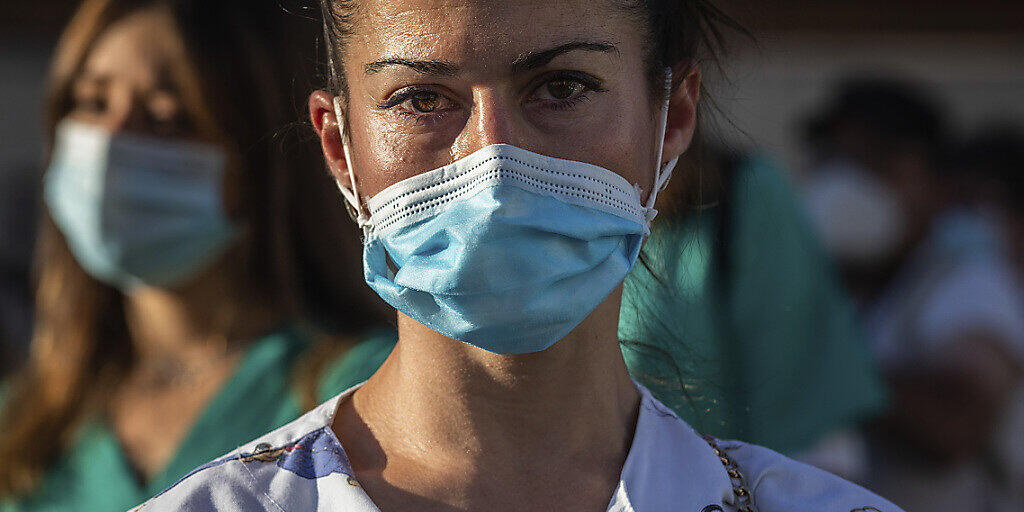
[609,382,733,511]
[244,380,735,512]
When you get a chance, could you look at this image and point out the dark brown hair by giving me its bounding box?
[0,0,384,498]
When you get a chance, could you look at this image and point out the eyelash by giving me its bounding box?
[377,71,606,123]
[377,88,454,126]
[532,71,606,112]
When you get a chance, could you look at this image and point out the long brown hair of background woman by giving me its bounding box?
[0,0,386,498]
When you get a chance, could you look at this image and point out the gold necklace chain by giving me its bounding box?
[702,435,757,512]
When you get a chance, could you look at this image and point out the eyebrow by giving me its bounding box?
[364,58,458,76]
[510,41,618,74]
[363,41,618,76]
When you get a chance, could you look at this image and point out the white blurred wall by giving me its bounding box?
[709,32,1024,176]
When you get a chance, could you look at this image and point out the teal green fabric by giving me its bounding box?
[1,326,389,512]
[620,155,888,454]
[317,328,397,402]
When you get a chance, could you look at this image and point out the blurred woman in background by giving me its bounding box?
[0,1,388,510]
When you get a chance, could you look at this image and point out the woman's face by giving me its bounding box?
[64,6,241,217]
[313,0,698,202]
[68,7,210,142]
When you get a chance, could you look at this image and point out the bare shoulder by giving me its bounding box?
[716,439,903,512]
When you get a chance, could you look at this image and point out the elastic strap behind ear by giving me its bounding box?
[332,96,369,227]
[644,67,679,224]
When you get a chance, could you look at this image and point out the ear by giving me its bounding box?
[309,90,354,197]
[660,66,701,164]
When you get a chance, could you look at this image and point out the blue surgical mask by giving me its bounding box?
[44,119,240,290]
[335,70,677,354]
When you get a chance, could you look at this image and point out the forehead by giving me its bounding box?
[82,8,183,87]
[348,0,639,68]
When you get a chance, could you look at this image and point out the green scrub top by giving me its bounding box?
[620,155,887,454]
[0,327,397,512]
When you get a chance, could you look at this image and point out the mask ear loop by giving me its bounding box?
[644,67,679,226]
[332,96,370,229]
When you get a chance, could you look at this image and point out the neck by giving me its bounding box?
[123,259,280,365]
[349,286,639,467]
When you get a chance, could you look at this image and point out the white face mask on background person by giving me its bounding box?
[802,159,908,265]
[44,119,240,291]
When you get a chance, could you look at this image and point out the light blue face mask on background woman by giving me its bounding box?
[335,70,677,354]
[44,119,240,291]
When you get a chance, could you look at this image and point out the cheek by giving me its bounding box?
[348,110,456,199]
[570,89,658,192]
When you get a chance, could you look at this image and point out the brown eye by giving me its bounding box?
[71,79,107,115]
[75,95,108,115]
[545,79,583,100]
[410,92,441,113]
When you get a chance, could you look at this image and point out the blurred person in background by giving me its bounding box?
[0,1,389,510]
[802,78,1024,510]
[947,125,1024,506]
[949,125,1024,277]
[621,141,887,479]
